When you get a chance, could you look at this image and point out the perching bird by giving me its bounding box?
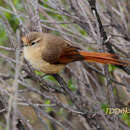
[22,32,130,74]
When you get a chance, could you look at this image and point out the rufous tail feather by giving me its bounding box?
[79,51,130,66]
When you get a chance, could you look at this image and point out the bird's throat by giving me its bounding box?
[23,47,65,74]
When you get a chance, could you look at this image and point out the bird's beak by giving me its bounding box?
[21,36,28,46]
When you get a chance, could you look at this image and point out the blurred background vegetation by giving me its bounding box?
[0,0,130,130]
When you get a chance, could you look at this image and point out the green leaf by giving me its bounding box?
[121,113,130,127]
[45,99,51,105]
[101,103,109,113]
[0,25,7,45]
[43,75,58,84]
[13,0,23,9]
[79,29,87,35]
[34,70,44,76]
[43,0,48,2]
[68,78,77,91]
[108,64,116,72]
[44,100,53,113]
[113,87,117,95]
[13,0,19,6]
[98,75,105,83]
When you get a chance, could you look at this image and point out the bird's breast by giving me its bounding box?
[23,47,65,74]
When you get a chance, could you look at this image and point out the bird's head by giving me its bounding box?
[22,32,43,47]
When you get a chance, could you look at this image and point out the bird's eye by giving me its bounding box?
[31,42,36,45]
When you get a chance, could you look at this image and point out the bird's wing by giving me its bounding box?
[42,34,83,64]
[58,43,84,64]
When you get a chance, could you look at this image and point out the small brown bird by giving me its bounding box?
[22,32,129,74]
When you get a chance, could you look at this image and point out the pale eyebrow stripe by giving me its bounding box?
[31,38,41,43]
